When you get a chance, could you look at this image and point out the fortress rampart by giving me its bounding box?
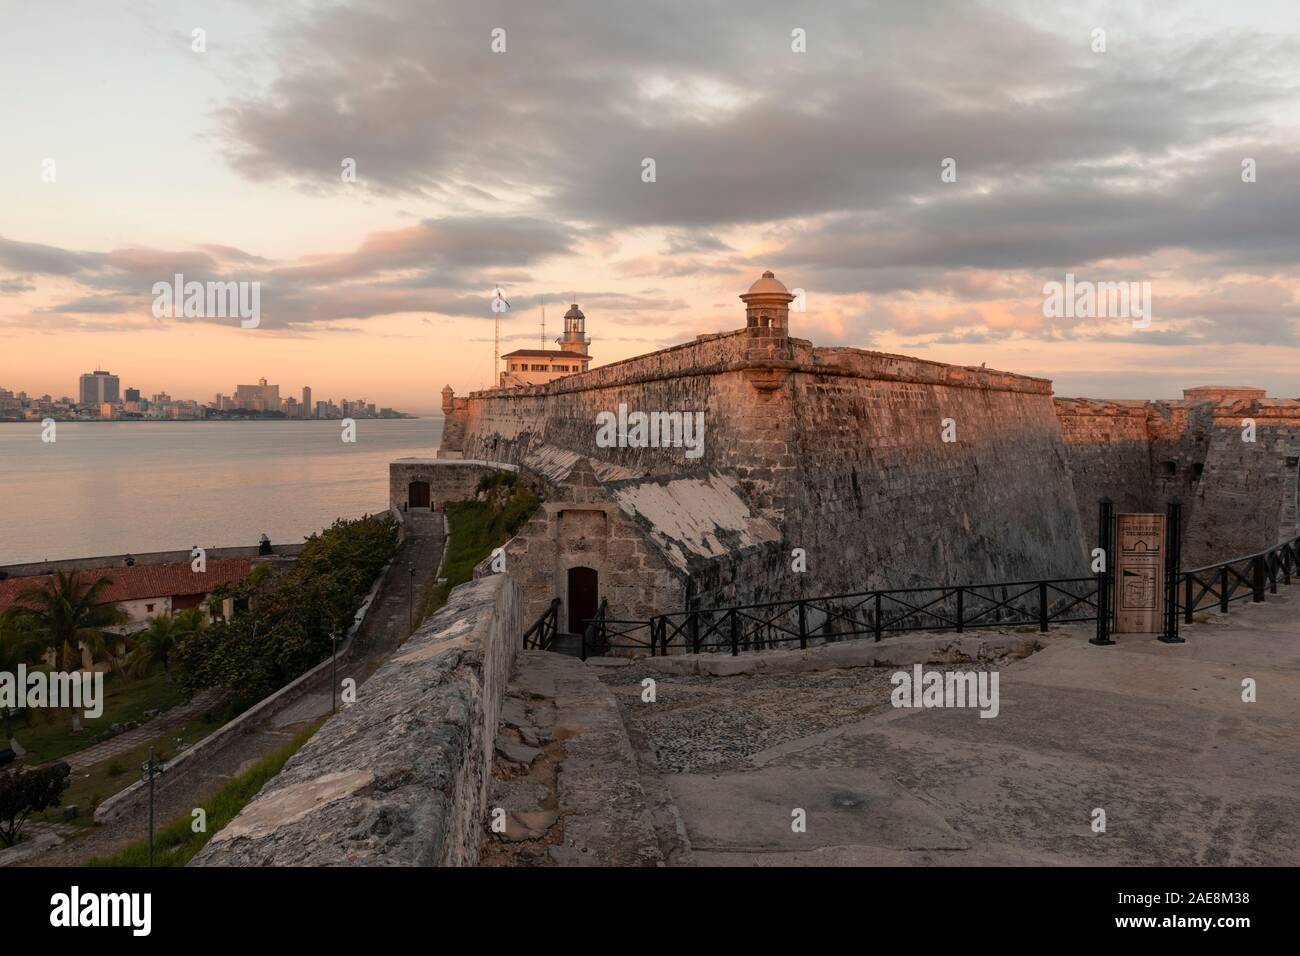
[1055,392,1300,566]
[420,275,1300,630]
[438,322,1086,622]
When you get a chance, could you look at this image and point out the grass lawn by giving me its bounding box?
[34,715,220,829]
[85,717,326,866]
[6,671,189,764]
[417,477,538,624]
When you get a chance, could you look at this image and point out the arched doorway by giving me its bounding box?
[408,480,430,509]
[567,566,599,633]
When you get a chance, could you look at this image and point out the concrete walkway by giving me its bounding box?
[603,592,1300,866]
[55,688,225,771]
[269,513,446,728]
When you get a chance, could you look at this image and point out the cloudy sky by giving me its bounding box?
[2,0,1298,413]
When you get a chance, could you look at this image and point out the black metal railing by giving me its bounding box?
[522,597,560,650]
[1180,537,1299,620]
[579,598,609,660]
[617,576,1102,656]
[574,530,1300,657]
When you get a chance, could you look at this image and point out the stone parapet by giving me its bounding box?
[191,574,519,866]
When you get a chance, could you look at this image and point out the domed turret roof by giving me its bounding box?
[564,303,585,319]
[744,270,789,296]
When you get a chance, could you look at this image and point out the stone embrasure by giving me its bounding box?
[191,574,519,867]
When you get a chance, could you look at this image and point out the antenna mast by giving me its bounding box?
[541,299,546,349]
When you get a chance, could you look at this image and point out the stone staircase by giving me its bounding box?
[547,633,584,657]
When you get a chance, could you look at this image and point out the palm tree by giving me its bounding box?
[0,611,44,753]
[8,572,126,732]
[130,608,206,678]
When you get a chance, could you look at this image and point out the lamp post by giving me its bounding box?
[331,624,339,715]
[408,565,416,634]
[141,746,166,867]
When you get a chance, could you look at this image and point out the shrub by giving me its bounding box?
[172,514,399,711]
[0,763,71,847]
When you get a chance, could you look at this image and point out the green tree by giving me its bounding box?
[172,514,398,712]
[0,763,71,847]
[7,572,126,733]
[0,612,44,753]
[131,608,206,677]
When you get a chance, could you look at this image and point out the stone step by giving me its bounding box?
[547,633,584,657]
[483,650,671,866]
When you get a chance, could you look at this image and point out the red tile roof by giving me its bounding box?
[0,559,253,613]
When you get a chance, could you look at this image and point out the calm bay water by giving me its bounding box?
[0,419,443,564]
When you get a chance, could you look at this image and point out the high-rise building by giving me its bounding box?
[124,387,140,402]
[233,377,280,411]
[79,369,120,406]
[302,386,312,418]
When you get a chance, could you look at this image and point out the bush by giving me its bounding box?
[0,762,71,847]
[418,480,539,623]
[172,514,399,711]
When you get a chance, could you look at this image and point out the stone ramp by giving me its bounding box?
[480,650,675,866]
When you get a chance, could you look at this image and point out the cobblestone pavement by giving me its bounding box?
[14,514,445,867]
[599,661,1009,775]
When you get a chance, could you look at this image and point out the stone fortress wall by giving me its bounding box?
[194,574,519,866]
[419,273,1300,629]
[448,325,1089,613]
[1055,389,1300,567]
[388,457,518,512]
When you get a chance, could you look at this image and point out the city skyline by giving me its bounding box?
[0,366,412,421]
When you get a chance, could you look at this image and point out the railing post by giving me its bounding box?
[730,608,739,657]
[1160,497,1184,644]
[1037,581,1048,632]
[873,592,882,642]
[954,587,964,633]
[1184,573,1194,625]
[1270,553,1279,595]
[691,611,700,654]
[798,601,808,650]
[1220,565,1230,612]
[1091,497,1115,646]
[1252,554,1265,602]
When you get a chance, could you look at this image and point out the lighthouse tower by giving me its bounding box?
[559,303,590,357]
